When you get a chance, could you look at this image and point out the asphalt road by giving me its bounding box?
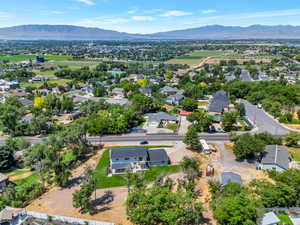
[0,133,231,145]
[241,71,252,82]
[242,100,291,136]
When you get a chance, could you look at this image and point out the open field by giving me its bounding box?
[51,60,101,68]
[0,54,72,62]
[167,50,226,65]
[95,147,180,189]
[21,78,71,88]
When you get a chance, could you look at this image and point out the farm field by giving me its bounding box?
[167,50,226,65]
[21,78,71,88]
[0,54,73,62]
[51,60,101,68]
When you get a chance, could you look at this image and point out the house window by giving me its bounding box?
[139,157,143,161]
[125,157,130,160]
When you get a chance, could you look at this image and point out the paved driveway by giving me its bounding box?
[241,71,252,82]
[242,100,291,136]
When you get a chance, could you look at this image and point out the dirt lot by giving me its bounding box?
[27,145,132,225]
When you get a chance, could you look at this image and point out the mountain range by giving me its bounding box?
[1,24,300,40]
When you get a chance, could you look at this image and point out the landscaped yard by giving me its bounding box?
[94,147,180,189]
[13,173,40,186]
[278,215,293,225]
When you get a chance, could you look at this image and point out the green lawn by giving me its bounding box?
[3,168,31,177]
[0,54,72,62]
[95,147,180,189]
[278,215,293,225]
[13,173,39,186]
[167,123,178,131]
[21,78,71,88]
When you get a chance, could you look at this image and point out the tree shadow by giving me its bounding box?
[90,191,114,215]
[63,176,83,189]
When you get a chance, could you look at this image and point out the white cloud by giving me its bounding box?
[160,10,192,17]
[76,0,95,6]
[50,11,64,15]
[132,16,155,21]
[0,11,13,20]
[202,9,217,14]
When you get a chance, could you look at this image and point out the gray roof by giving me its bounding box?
[139,87,152,94]
[261,145,291,170]
[19,98,33,106]
[111,163,132,170]
[111,147,148,160]
[220,172,243,186]
[145,112,177,123]
[167,93,184,102]
[0,173,8,183]
[261,212,280,225]
[208,90,229,113]
[159,86,180,94]
[148,149,169,163]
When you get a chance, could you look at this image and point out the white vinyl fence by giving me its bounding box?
[27,211,114,225]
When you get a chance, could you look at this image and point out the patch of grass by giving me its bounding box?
[13,173,39,186]
[21,78,71,88]
[287,147,300,161]
[167,123,178,131]
[278,215,293,225]
[0,55,72,62]
[4,168,31,177]
[95,147,180,189]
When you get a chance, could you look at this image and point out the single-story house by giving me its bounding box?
[220,172,243,186]
[261,212,280,225]
[110,147,169,174]
[208,90,230,114]
[260,145,292,172]
[159,86,181,96]
[144,112,178,128]
[111,88,125,98]
[105,97,128,105]
[0,173,9,191]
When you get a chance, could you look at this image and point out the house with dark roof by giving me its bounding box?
[110,147,169,174]
[220,172,243,186]
[208,90,230,113]
[148,149,170,166]
[260,145,292,172]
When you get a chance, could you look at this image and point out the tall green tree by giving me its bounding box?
[184,126,201,151]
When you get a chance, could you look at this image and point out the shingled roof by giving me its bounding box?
[111,147,148,160]
[208,90,229,113]
[261,145,291,170]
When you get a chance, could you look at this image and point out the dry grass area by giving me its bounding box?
[27,144,133,225]
[284,123,300,130]
[206,58,272,64]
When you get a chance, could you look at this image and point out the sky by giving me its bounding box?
[1,0,300,33]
